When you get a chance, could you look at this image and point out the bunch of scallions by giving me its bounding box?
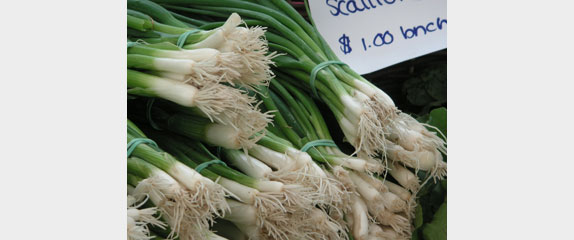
[126,0,447,239]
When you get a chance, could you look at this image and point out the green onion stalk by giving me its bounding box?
[132,101,268,149]
[253,134,350,212]
[266,1,447,182]
[262,77,415,236]
[264,77,416,236]
[265,75,384,175]
[127,0,277,89]
[151,0,447,180]
[128,157,227,240]
[146,130,314,240]
[223,194,346,240]
[159,3,443,230]
[224,198,304,240]
[220,148,350,239]
[148,0,387,158]
[245,135,353,238]
[220,147,351,240]
[152,130,316,209]
[127,190,227,240]
[127,194,167,240]
[128,45,242,85]
[127,181,193,240]
[127,120,229,239]
[127,70,273,148]
[131,105,349,239]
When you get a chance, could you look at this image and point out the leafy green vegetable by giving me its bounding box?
[427,107,447,138]
[414,202,424,229]
[422,200,447,240]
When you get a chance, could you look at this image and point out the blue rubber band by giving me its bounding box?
[177,29,201,48]
[300,139,338,152]
[309,61,347,98]
[127,138,160,157]
[127,41,139,49]
[146,98,163,131]
[195,159,228,173]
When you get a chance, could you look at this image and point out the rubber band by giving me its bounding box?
[177,29,201,48]
[127,41,139,49]
[195,159,228,173]
[146,98,163,131]
[300,139,338,152]
[309,61,347,98]
[127,138,160,157]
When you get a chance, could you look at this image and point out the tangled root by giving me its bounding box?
[354,102,388,159]
[127,216,153,240]
[376,210,411,235]
[272,160,349,211]
[296,208,349,240]
[133,175,228,240]
[389,113,446,158]
[127,195,166,240]
[277,184,316,211]
[386,140,447,181]
[194,83,273,149]
[221,26,277,89]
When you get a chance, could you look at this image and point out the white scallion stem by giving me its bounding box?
[218,178,258,204]
[383,181,412,202]
[249,145,294,170]
[224,199,257,225]
[351,195,369,240]
[389,163,420,192]
[224,150,272,179]
[204,124,242,149]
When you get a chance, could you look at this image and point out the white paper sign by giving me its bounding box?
[308,0,447,74]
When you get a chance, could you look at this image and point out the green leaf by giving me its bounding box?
[127,87,156,97]
[414,202,424,229]
[144,41,182,50]
[422,201,447,240]
[426,107,447,138]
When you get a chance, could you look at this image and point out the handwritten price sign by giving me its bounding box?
[308,0,447,74]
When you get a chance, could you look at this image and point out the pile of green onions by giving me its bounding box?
[126,0,447,239]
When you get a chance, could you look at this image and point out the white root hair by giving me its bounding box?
[354,101,388,159]
[295,208,349,240]
[275,184,316,212]
[374,209,411,235]
[387,113,447,179]
[127,216,153,240]
[270,159,350,220]
[193,82,273,149]
[126,194,167,240]
[133,175,228,240]
[220,26,277,89]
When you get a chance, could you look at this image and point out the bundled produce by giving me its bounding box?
[126,0,447,239]
[128,120,230,239]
